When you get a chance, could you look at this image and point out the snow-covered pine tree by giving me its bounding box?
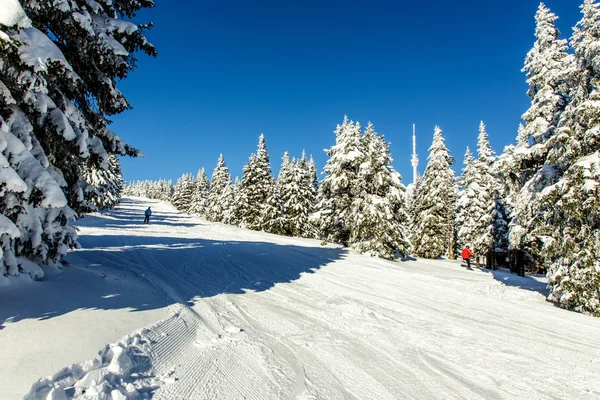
[350,123,410,259]
[491,192,510,254]
[313,116,364,246]
[411,126,457,259]
[308,156,319,199]
[232,155,253,226]
[170,175,184,210]
[262,174,285,234]
[221,177,238,225]
[83,154,124,210]
[0,0,154,279]
[237,134,278,231]
[533,0,600,316]
[171,173,194,212]
[277,152,297,235]
[293,151,317,238]
[205,154,232,223]
[188,168,210,216]
[508,3,575,256]
[470,122,498,260]
[160,179,174,202]
[456,147,477,250]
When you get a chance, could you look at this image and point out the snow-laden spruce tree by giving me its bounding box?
[293,152,317,238]
[232,155,253,226]
[262,174,285,234]
[411,126,457,259]
[308,155,319,198]
[188,168,210,216]
[533,0,600,316]
[205,154,232,223]
[491,192,510,254]
[171,174,195,212]
[221,176,238,225]
[83,155,124,210]
[457,123,508,263]
[456,147,477,249]
[0,0,154,280]
[470,122,500,258]
[508,3,576,255]
[313,116,364,246]
[237,134,278,231]
[276,151,317,238]
[350,123,410,259]
[277,152,296,235]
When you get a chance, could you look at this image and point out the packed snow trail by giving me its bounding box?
[26,197,600,399]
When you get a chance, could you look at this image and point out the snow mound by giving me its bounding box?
[25,330,161,400]
[17,257,44,280]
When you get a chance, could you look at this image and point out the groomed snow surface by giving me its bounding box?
[2,197,599,399]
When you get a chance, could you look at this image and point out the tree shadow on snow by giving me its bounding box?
[0,234,345,328]
[480,268,550,297]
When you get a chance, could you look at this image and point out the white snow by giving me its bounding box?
[0,214,20,239]
[17,27,73,73]
[2,197,600,399]
[0,0,30,27]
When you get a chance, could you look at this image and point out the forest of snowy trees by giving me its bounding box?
[2,0,599,317]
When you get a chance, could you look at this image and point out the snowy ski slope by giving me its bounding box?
[7,197,600,399]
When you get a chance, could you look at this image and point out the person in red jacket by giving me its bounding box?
[462,245,474,270]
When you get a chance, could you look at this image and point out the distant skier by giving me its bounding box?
[462,245,474,270]
[144,207,152,224]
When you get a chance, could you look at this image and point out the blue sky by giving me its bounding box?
[113,0,582,185]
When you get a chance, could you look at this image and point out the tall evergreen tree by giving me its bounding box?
[294,152,318,238]
[0,0,154,279]
[313,116,364,245]
[508,3,575,255]
[171,173,195,212]
[491,192,510,254]
[238,134,278,231]
[222,177,239,226]
[262,176,285,234]
[206,154,232,223]
[456,147,477,249]
[189,168,210,215]
[350,123,410,259]
[232,154,253,226]
[308,156,319,193]
[535,0,600,315]
[411,126,457,259]
[277,152,296,235]
[471,122,498,258]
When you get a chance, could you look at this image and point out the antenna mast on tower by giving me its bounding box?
[411,124,419,184]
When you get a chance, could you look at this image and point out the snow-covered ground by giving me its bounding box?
[2,197,600,399]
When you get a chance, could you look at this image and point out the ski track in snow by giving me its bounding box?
[25,197,600,399]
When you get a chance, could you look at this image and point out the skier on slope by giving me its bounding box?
[144,207,152,224]
[462,245,474,270]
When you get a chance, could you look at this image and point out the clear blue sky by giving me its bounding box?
[112,0,582,184]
